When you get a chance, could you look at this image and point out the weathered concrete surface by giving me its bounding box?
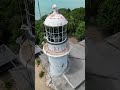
[79,40,85,47]
[0,44,16,66]
[105,32,120,49]
[76,81,85,90]
[44,57,85,90]
[64,58,85,89]
[39,54,49,71]
[70,42,85,60]
[86,32,120,77]
[9,65,34,90]
[19,39,35,70]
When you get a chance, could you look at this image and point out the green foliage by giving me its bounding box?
[4,80,13,90]
[59,8,85,35]
[35,20,45,46]
[96,0,120,33]
[0,0,34,53]
[75,21,85,40]
[39,71,45,78]
[59,8,85,36]
[0,0,23,52]
[58,8,71,19]
[70,8,85,21]
[36,60,41,66]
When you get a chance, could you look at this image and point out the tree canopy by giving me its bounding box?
[0,0,34,53]
[96,0,120,33]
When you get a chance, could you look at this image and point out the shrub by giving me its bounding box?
[4,80,12,90]
[96,0,120,33]
[75,21,85,40]
[39,71,45,78]
[35,59,41,66]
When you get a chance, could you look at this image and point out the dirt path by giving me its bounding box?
[68,37,78,44]
[35,62,52,90]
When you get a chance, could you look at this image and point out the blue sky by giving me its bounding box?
[35,0,85,20]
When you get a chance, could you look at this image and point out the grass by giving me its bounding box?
[4,80,13,90]
[39,71,45,78]
[36,60,41,66]
[35,58,41,66]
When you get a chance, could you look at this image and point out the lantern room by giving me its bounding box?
[44,4,68,44]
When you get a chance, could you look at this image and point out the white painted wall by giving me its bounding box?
[48,42,66,52]
[48,55,68,76]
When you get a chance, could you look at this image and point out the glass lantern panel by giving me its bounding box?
[54,27,58,33]
[50,27,54,33]
[59,26,62,32]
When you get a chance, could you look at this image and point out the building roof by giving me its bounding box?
[44,4,68,27]
[86,32,120,77]
[35,45,42,54]
[0,44,16,66]
[9,65,34,90]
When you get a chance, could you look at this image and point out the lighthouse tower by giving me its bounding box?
[43,4,71,76]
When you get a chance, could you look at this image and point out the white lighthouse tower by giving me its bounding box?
[43,4,71,76]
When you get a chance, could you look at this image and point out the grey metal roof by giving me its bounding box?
[105,32,120,50]
[0,44,16,66]
[9,65,34,90]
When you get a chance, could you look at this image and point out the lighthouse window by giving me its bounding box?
[54,27,58,33]
[45,25,67,43]
[59,26,62,32]
[50,27,54,33]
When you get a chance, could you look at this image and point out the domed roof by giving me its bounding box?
[44,4,68,27]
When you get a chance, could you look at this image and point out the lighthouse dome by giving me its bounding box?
[44,4,68,27]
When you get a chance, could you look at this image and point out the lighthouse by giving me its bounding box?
[43,4,71,76]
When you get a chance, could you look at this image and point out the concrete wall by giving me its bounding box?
[48,42,66,52]
[48,55,68,76]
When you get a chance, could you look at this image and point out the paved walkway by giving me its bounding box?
[86,32,120,90]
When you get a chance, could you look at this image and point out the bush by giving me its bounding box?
[36,60,41,66]
[96,0,120,33]
[4,80,12,90]
[39,71,45,78]
[35,20,44,45]
[75,21,85,40]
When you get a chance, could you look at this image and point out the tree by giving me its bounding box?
[96,0,120,34]
[35,20,44,46]
[75,21,85,40]
[70,8,85,22]
[0,0,34,53]
[67,15,76,35]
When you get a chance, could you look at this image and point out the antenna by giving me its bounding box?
[37,0,42,19]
